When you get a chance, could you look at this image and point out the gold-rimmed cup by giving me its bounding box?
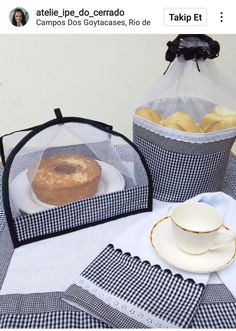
[168,202,234,255]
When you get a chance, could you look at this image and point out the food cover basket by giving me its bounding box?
[133,34,236,202]
[0,109,152,247]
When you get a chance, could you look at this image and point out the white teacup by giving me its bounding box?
[169,202,235,255]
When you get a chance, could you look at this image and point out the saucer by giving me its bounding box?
[150,217,236,273]
[11,161,125,214]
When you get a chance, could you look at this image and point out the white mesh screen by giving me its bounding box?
[2,130,32,162]
[135,57,236,141]
[139,58,236,112]
[7,122,148,219]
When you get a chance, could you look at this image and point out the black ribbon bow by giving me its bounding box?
[164,34,220,74]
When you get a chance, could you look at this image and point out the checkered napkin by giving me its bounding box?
[62,192,236,328]
[62,206,210,328]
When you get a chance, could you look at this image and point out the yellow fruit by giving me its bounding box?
[200,113,236,132]
[213,106,236,117]
[159,119,183,131]
[136,108,160,124]
[160,111,200,133]
[200,113,220,132]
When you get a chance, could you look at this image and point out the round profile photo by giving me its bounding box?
[10,7,29,27]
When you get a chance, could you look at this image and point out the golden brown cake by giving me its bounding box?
[30,154,102,206]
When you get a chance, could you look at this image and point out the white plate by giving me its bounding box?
[150,217,236,273]
[11,161,125,214]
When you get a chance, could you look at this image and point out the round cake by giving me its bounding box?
[30,154,102,206]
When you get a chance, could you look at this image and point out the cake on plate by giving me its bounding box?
[29,154,102,206]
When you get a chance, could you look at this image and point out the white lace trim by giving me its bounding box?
[77,277,176,328]
[134,115,236,144]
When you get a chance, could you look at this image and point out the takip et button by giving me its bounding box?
[164,8,207,26]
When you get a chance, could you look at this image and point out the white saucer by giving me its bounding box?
[150,217,236,273]
[11,161,125,214]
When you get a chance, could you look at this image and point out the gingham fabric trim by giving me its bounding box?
[200,284,235,304]
[0,292,109,328]
[0,167,3,214]
[0,292,75,314]
[14,186,149,243]
[221,179,236,200]
[133,122,235,155]
[0,222,14,289]
[189,283,236,328]
[68,244,204,328]
[63,284,147,329]
[190,302,236,328]
[134,135,228,202]
[0,209,5,234]
[224,155,236,198]
[0,311,108,329]
[0,165,14,289]
[66,278,177,328]
[134,114,236,143]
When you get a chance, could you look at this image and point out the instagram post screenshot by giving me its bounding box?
[0,0,235,329]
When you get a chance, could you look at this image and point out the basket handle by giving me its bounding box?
[0,136,5,165]
[54,108,113,131]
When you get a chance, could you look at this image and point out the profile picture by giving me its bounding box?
[10,7,29,27]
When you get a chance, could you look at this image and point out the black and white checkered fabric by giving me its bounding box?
[0,168,3,214]
[1,161,236,328]
[0,222,14,289]
[190,302,236,328]
[224,155,236,198]
[0,166,14,288]
[199,284,235,304]
[64,284,146,329]
[0,311,106,329]
[134,134,228,202]
[0,292,109,328]
[190,284,236,328]
[15,186,149,243]
[64,244,205,328]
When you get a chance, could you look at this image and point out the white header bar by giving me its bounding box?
[0,0,232,34]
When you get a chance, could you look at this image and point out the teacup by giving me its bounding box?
[168,202,235,255]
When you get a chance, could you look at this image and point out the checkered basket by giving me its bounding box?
[133,35,236,202]
[134,101,236,202]
[0,109,152,247]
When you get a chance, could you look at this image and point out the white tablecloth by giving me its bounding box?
[0,199,221,295]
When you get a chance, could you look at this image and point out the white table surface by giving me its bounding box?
[0,199,220,295]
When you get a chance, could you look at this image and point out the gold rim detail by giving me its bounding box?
[150,216,236,273]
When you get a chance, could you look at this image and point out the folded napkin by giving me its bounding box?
[189,192,236,298]
[62,192,236,329]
